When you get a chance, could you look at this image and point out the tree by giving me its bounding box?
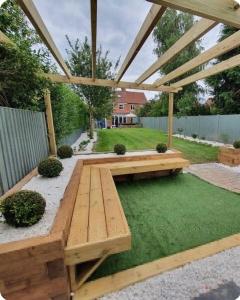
[206,25,240,114]
[66,36,119,138]
[0,0,88,143]
[152,9,203,116]
[0,0,52,109]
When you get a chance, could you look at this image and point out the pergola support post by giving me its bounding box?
[167,92,174,148]
[44,89,57,156]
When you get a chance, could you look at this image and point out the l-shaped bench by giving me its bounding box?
[65,151,190,291]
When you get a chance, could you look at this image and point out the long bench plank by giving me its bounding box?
[96,157,189,176]
[67,166,91,247]
[100,168,127,237]
[88,167,107,242]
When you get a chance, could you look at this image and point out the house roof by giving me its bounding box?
[116,90,147,105]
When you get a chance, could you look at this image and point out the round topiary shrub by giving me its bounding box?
[0,190,46,227]
[114,144,126,155]
[192,133,198,139]
[38,158,63,177]
[156,143,167,153]
[57,145,73,159]
[233,140,240,149]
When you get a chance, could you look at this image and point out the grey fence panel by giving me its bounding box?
[0,107,49,196]
[218,115,240,143]
[58,128,83,146]
[140,114,240,144]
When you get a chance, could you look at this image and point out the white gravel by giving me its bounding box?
[0,156,78,244]
[101,246,240,300]
[72,131,97,154]
[174,134,227,147]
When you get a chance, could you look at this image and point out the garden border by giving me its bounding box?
[0,160,83,300]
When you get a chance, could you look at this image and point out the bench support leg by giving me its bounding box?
[69,251,110,292]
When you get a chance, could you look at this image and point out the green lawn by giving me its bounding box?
[91,174,240,279]
[95,128,218,164]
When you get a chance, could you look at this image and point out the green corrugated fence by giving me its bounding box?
[0,107,49,196]
[140,115,240,144]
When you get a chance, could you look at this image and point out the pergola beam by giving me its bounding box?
[154,30,240,86]
[44,73,181,93]
[17,0,72,79]
[0,31,15,46]
[135,18,217,84]
[115,4,166,82]
[171,54,240,88]
[91,0,97,79]
[147,0,240,29]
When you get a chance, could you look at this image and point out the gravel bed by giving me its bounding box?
[72,131,97,154]
[101,246,240,300]
[174,134,226,147]
[0,156,78,244]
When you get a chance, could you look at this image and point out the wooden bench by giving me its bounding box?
[65,154,189,291]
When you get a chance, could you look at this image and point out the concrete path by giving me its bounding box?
[188,163,240,193]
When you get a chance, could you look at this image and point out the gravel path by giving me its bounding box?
[101,246,240,300]
[72,131,97,154]
[0,156,78,244]
[174,134,226,147]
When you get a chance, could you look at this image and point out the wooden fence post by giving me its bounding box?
[44,89,57,156]
[167,92,174,148]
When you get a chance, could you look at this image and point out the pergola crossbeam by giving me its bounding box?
[44,73,181,93]
[91,0,97,79]
[0,31,15,46]
[135,18,217,84]
[115,4,166,82]
[171,54,240,88]
[17,0,72,79]
[155,30,240,86]
[147,0,240,29]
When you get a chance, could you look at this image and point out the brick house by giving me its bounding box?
[111,89,147,127]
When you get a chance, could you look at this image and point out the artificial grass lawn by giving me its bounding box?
[95,128,218,164]
[92,174,240,279]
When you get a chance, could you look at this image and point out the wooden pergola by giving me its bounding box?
[1,0,240,154]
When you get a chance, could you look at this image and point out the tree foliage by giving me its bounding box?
[66,36,119,136]
[0,0,88,143]
[206,25,240,114]
[152,9,203,116]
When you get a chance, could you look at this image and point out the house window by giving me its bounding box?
[130,104,135,110]
[119,104,124,110]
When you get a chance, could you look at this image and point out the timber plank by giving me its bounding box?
[88,167,107,242]
[100,168,126,237]
[67,193,90,248]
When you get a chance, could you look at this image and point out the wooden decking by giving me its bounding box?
[65,153,189,291]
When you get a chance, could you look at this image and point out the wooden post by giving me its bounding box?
[167,92,174,148]
[44,89,57,155]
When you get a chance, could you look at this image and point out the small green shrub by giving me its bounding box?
[192,133,198,139]
[38,158,63,177]
[233,140,240,149]
[0,190,46,227]
[114,144,126,155]
[156,143,167,153]
[57,145,73,158]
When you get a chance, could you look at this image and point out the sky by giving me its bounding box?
[32,0,222,100]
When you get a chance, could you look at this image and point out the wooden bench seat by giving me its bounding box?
[94,157,189,176]
[65,166,131,266]
[65,154,189,291]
